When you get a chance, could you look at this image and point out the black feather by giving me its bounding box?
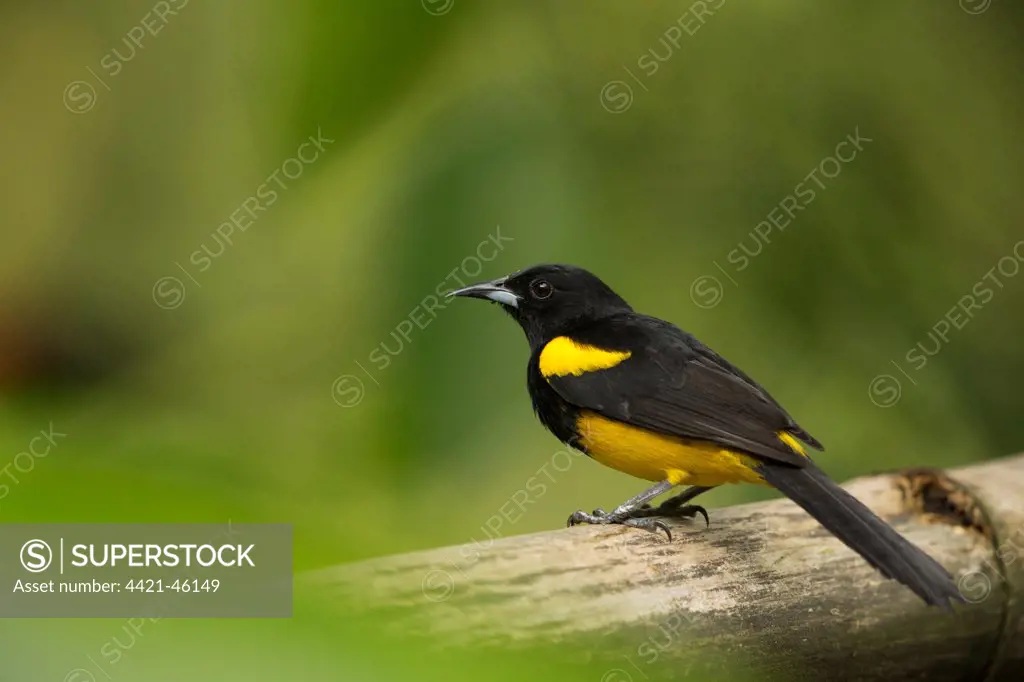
[758,460,964,610]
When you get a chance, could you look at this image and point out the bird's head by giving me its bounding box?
[449,264,632,347]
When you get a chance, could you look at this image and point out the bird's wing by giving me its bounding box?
[543,315,821,467]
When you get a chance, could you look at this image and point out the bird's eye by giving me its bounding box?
[529,279,553,300]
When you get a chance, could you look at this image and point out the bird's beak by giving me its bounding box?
[448,277,519,308]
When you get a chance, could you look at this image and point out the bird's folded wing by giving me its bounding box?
[544,326,818,467]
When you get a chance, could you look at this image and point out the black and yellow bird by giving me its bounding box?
[450,264,963,609]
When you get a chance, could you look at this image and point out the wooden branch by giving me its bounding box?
[305,455,1024,680]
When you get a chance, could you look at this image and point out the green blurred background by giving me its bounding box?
[1,0,1022,679]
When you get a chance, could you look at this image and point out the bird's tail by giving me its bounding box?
[758,460,964,610]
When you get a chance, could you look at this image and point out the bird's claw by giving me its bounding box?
[683,504,710,528]
[566,509,673,541]
[629,502,710,527]
[566,510,600,527]
[623,517,673,540]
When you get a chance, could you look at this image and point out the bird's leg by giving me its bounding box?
[631,485,716,527]
[567,480,675,539]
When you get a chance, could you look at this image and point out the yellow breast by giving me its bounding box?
[576,411,774,487]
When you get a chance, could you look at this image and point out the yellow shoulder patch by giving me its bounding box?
[777,431,807,456]
[539,336,632,378]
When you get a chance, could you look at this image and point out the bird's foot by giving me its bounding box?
[566,507,673,540]
[632,499,710,527]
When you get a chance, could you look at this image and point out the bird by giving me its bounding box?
[449,263,964,609]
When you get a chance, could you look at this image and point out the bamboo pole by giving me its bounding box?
[305,455,1024,681]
